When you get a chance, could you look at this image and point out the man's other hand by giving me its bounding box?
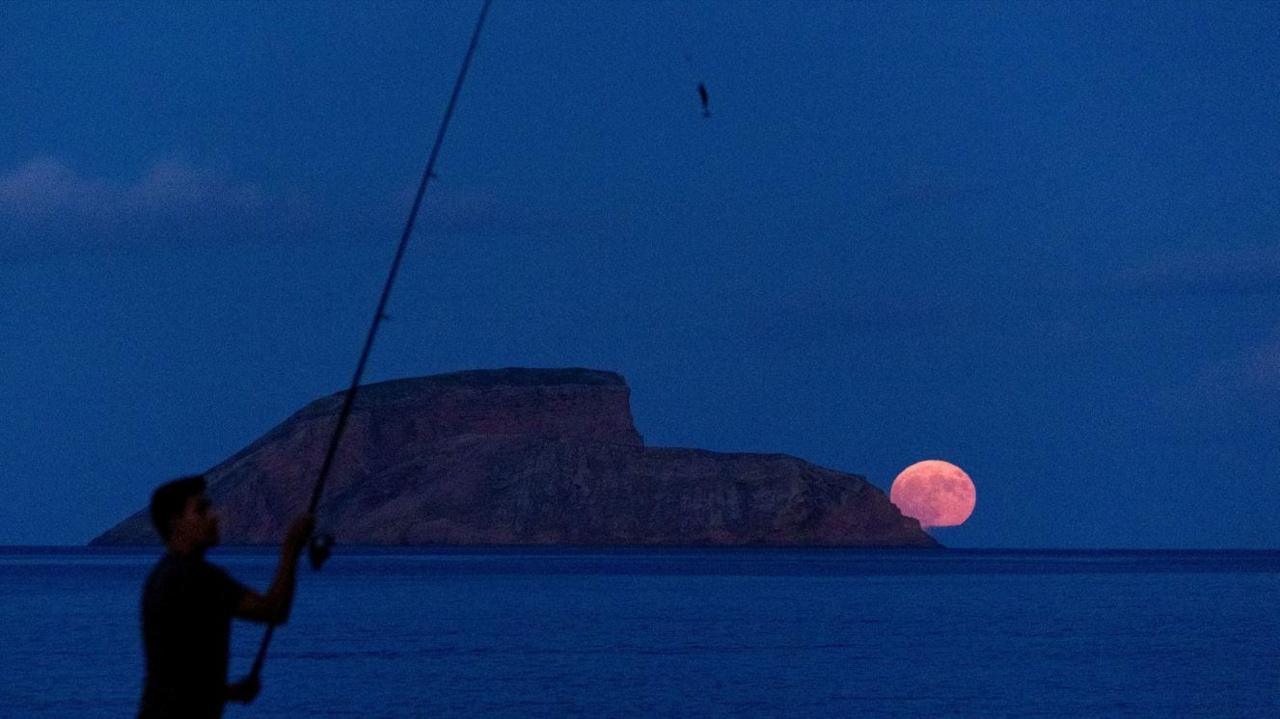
[226,674,261,704]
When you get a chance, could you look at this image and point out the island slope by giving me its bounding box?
[92,368,937,547]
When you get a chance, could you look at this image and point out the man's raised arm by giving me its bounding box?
[235,514,314,624]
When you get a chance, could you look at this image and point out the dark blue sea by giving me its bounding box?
[1,548,1277,718]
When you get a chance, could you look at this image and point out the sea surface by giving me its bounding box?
[1,547,1277,718]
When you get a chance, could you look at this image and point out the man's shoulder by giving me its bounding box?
[144,552,179,583]
[144,552,247,614]
[144,553,228,593]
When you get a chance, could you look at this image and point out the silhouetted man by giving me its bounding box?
[138,475,313,718]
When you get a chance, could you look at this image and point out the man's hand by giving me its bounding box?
[226,674,261,704]
[283,514,316,560]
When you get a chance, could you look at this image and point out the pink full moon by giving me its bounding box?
[890,460,976,528]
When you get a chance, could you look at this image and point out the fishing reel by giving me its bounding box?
[308,532,336,570]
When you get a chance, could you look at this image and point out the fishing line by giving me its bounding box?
[249,0,494,681]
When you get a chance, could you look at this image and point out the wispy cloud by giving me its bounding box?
[0,156,263,219]
[391,182,577,239]
[0,157,303,258]
[1172,329,1280,417]
[1242,333,1280,391]
[873,163,995,213]
[1122,246,1280,297]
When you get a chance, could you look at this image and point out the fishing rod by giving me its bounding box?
[249,0,493,681]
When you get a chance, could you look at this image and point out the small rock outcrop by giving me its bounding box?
[92,368,937,547]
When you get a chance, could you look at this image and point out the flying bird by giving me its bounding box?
[697,82,710,118]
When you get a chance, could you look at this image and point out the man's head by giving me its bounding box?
[150,475,220,552]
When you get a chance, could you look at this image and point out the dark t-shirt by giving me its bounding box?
[138,552,248,719]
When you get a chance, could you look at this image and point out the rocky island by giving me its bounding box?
[92,368,937,547]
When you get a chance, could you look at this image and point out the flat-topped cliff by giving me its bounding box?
[92,368,937,547]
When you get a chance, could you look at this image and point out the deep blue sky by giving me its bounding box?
[2,1,1277,547]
